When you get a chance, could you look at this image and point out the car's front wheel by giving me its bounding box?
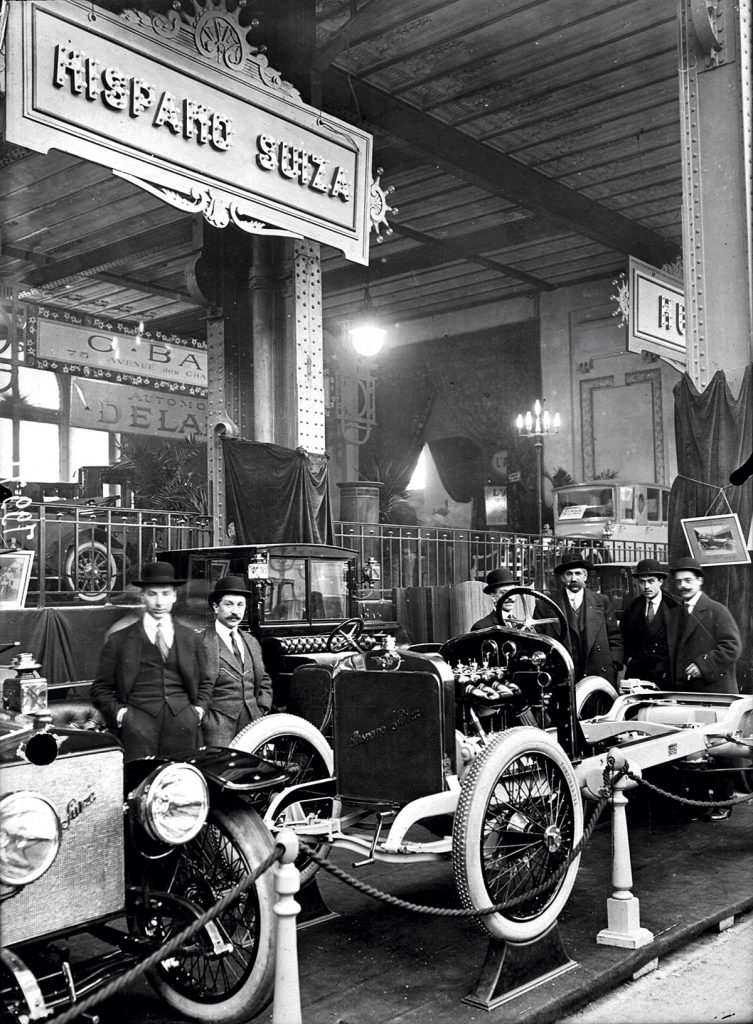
[452,726,583,943]
[131,800,276,1024]
[231,713,337,886]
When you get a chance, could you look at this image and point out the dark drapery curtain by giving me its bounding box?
[669,367,753,692]
[223,439,333,545]
[427,437,483,503]
[360,365,436,496]
[2,607,137,683]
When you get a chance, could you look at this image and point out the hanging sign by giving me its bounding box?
[628,257,686,365]
[26,306,207,395]
[5,0,372,264]
[70,379,207,440]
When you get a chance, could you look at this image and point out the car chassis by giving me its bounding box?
[230,587,753,945]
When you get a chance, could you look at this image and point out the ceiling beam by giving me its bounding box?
[324,217,561,290]
[313,0,460,71]
[322,69,680,267]
[20,219,196,289]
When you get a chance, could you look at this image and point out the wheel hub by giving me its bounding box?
[543,824,562,852]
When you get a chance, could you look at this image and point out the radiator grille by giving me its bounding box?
[333,671,452,804]
[2,748,125,945]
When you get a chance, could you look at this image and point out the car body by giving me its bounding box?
[0,653,289,1024]
[159,543,405,708]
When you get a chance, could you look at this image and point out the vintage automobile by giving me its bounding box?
[227,587,753,945]
[0,648,290,1024]
[159,542,405,709]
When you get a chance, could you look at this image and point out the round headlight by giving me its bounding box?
[136,763,209,845]
[0,792,62,886]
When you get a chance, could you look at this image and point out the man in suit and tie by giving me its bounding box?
[91,561,212,761]
[201,575,273,747]
[547,553,623,685]
[621,558,677,684]
[666,557,741,694]
[665,557,742,820]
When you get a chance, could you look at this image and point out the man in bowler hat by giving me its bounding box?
[666,557,741,694]
[201,575,273,747]
[621,558,677,684]
[471,567,524,631]
[666,557,742,820]
[91,561,212,761]
[547,552,623,684]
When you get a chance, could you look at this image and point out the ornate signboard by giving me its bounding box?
[69,379,207,440]
[26,306,207,395]
[5,0,372,264]
[628,257,686,366]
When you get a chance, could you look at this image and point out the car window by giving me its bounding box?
[265,557,307,621]
[310,559,349,620]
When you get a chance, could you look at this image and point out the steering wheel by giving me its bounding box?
[495,587,568,644]
[326,616,367,653]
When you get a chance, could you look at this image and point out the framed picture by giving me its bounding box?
[680,513,751,567]
[0,550,35,609]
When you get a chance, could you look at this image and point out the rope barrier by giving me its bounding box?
[45,842,284,1024]
[622,767,753,809]
[298,776,616,919]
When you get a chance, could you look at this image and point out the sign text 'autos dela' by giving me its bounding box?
[54,46,353,202]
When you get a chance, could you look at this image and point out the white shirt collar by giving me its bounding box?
[684,593,701,612]
[216,620,242,653]
[143,614,173,643]
[567,591,583,610]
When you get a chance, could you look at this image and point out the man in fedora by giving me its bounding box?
[201,575,273,747]
[471,567,525,631]
[666,557,741,694]
[91,561,212,761]
[620,558,677,684]
[548,552,623,684]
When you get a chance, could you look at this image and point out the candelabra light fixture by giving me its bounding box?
[515,400,561,579]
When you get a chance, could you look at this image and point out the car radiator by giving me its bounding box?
[1,747,125,946]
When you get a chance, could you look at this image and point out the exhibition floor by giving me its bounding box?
[259,794,753,1024]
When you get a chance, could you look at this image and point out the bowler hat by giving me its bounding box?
[208,574,249,605]
[132,561,185,587]
[669,556,704,577]
[553,552,593,575]
[632,558,668,579]
[483,567,518,593]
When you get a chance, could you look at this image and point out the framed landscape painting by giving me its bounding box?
[680,513,751,567]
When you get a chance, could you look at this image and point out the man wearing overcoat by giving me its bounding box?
[91,561,212,761]
[666,556,741,694]
[621,558,677,684]
[201,575,274,747]
[547,553,623,685]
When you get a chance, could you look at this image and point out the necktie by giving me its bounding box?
[646,601,655,622]
[230,629,243,666]
[155,621,170,660]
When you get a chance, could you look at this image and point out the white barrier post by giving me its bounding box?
[596,773,654,948]
[272,830,303,1024]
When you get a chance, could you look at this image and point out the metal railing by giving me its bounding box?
[334,521,669,600]
[1,501,211,607]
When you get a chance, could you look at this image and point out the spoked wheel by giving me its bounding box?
[62,539,117,602]
[132,801,276,1024]
[452,726,583,942]
[575,676,619,719]
[231,713,338,886]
